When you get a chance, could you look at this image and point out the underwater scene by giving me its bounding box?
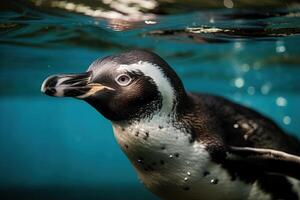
[0,0,300,199]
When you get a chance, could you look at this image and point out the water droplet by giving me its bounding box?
[276,97,287,107]
[233,123,239,128]
[184,177,188,181]
[241,122,250,129]
[187,171,191,176]
[169,155,173,158]
[210,179,219,184]
[234,77,244,88]
[137,157,143,164]
[283,116,291,125]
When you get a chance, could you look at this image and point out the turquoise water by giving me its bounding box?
[1,1,300,199]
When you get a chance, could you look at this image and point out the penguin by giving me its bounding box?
[41,50,300,200]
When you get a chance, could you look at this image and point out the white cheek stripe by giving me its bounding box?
[117,61,175,114]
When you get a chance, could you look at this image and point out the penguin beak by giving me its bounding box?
[41,72,113,99]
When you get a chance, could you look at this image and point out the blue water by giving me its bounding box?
[1,1,300,199]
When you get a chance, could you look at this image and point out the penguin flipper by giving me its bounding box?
[226,146,300,180]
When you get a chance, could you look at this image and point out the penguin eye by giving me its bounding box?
[115,74,132,86]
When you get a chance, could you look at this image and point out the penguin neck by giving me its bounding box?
[111,111,194,169]
[112,108,178,129]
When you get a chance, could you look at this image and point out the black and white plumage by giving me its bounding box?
[41,50,300,200]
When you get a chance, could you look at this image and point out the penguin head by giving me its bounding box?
[41,50,187,121]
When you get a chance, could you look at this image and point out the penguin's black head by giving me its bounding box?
[41,50,187,121]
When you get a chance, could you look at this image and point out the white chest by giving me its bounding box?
[111,117,270,200]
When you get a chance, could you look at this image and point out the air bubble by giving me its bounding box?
[276,41,286,53]
[276,97,287,107]
[234,77,244,88]
[283,116,291,125]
